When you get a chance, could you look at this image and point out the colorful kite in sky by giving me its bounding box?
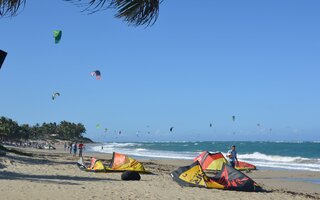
[53,30,62,44]
[91,70,101,80]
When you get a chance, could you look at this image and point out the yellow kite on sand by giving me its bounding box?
[77,152,150,173]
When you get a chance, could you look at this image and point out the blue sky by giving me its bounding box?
[1,0,319,142]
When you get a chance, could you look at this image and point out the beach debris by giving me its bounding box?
[53,30,62,44]
[170,127,174,132]
[121,171,141,181]
[52,92,60,100]
[91,70,101,80]
[0,49,8,69]
[232,116,235,122]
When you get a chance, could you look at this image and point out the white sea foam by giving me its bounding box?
[89,144,196,160]
[238,152,320,172]
[238,152,315,163]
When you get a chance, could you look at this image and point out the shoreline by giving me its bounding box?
[85,142,320,172]
[0,144,319,199]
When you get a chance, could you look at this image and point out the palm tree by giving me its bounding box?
[0,116,20,141]
[0,0,160,26]
[20,124,31,141]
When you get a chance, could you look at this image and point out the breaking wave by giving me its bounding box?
[238,152,320,171]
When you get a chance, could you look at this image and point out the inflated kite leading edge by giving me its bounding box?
[0,49,8,69]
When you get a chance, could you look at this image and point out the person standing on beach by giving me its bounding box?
[69,142,73,154]
[64,142,67,151]
[78,143,84,157]
[73,142,77,157]
[226,145,239,168]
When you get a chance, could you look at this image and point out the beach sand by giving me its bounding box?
[0,145,319,200]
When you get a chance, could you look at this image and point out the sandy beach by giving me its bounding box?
[0,145,319,200]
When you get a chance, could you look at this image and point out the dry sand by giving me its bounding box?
[0,145,319,200]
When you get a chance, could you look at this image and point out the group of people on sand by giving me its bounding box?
[64,142,85,157]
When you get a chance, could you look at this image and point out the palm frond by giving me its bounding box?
[65,0,160,26]
[0,0,26,17]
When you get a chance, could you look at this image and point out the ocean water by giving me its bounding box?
[87,141,320,172]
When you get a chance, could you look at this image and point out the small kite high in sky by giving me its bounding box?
[0,49,7,69]
[209,123,212,127]
[52,92,60,100]
[91,70,101,80]
[170,127,174,132]
[53,30,62,44]
[232,116,236,122]
[96,124,100,129]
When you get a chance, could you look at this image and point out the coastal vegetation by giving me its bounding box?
[0,116,91,143]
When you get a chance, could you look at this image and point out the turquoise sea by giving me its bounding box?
[88,141,320,172]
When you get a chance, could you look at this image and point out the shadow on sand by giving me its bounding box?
[5,154,77,166]
[0,171,120,185]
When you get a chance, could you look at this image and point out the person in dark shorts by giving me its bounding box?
[73,142,77,157]
[78,143,84,157]
[227,145,239,168]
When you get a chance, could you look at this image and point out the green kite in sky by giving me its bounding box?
[53,30,62,44]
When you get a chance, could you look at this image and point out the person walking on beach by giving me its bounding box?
[78,143,84,157]
[69,142,73,154]
[226,145,239,168]
[64,142,67,151]
[73,142,77,157]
